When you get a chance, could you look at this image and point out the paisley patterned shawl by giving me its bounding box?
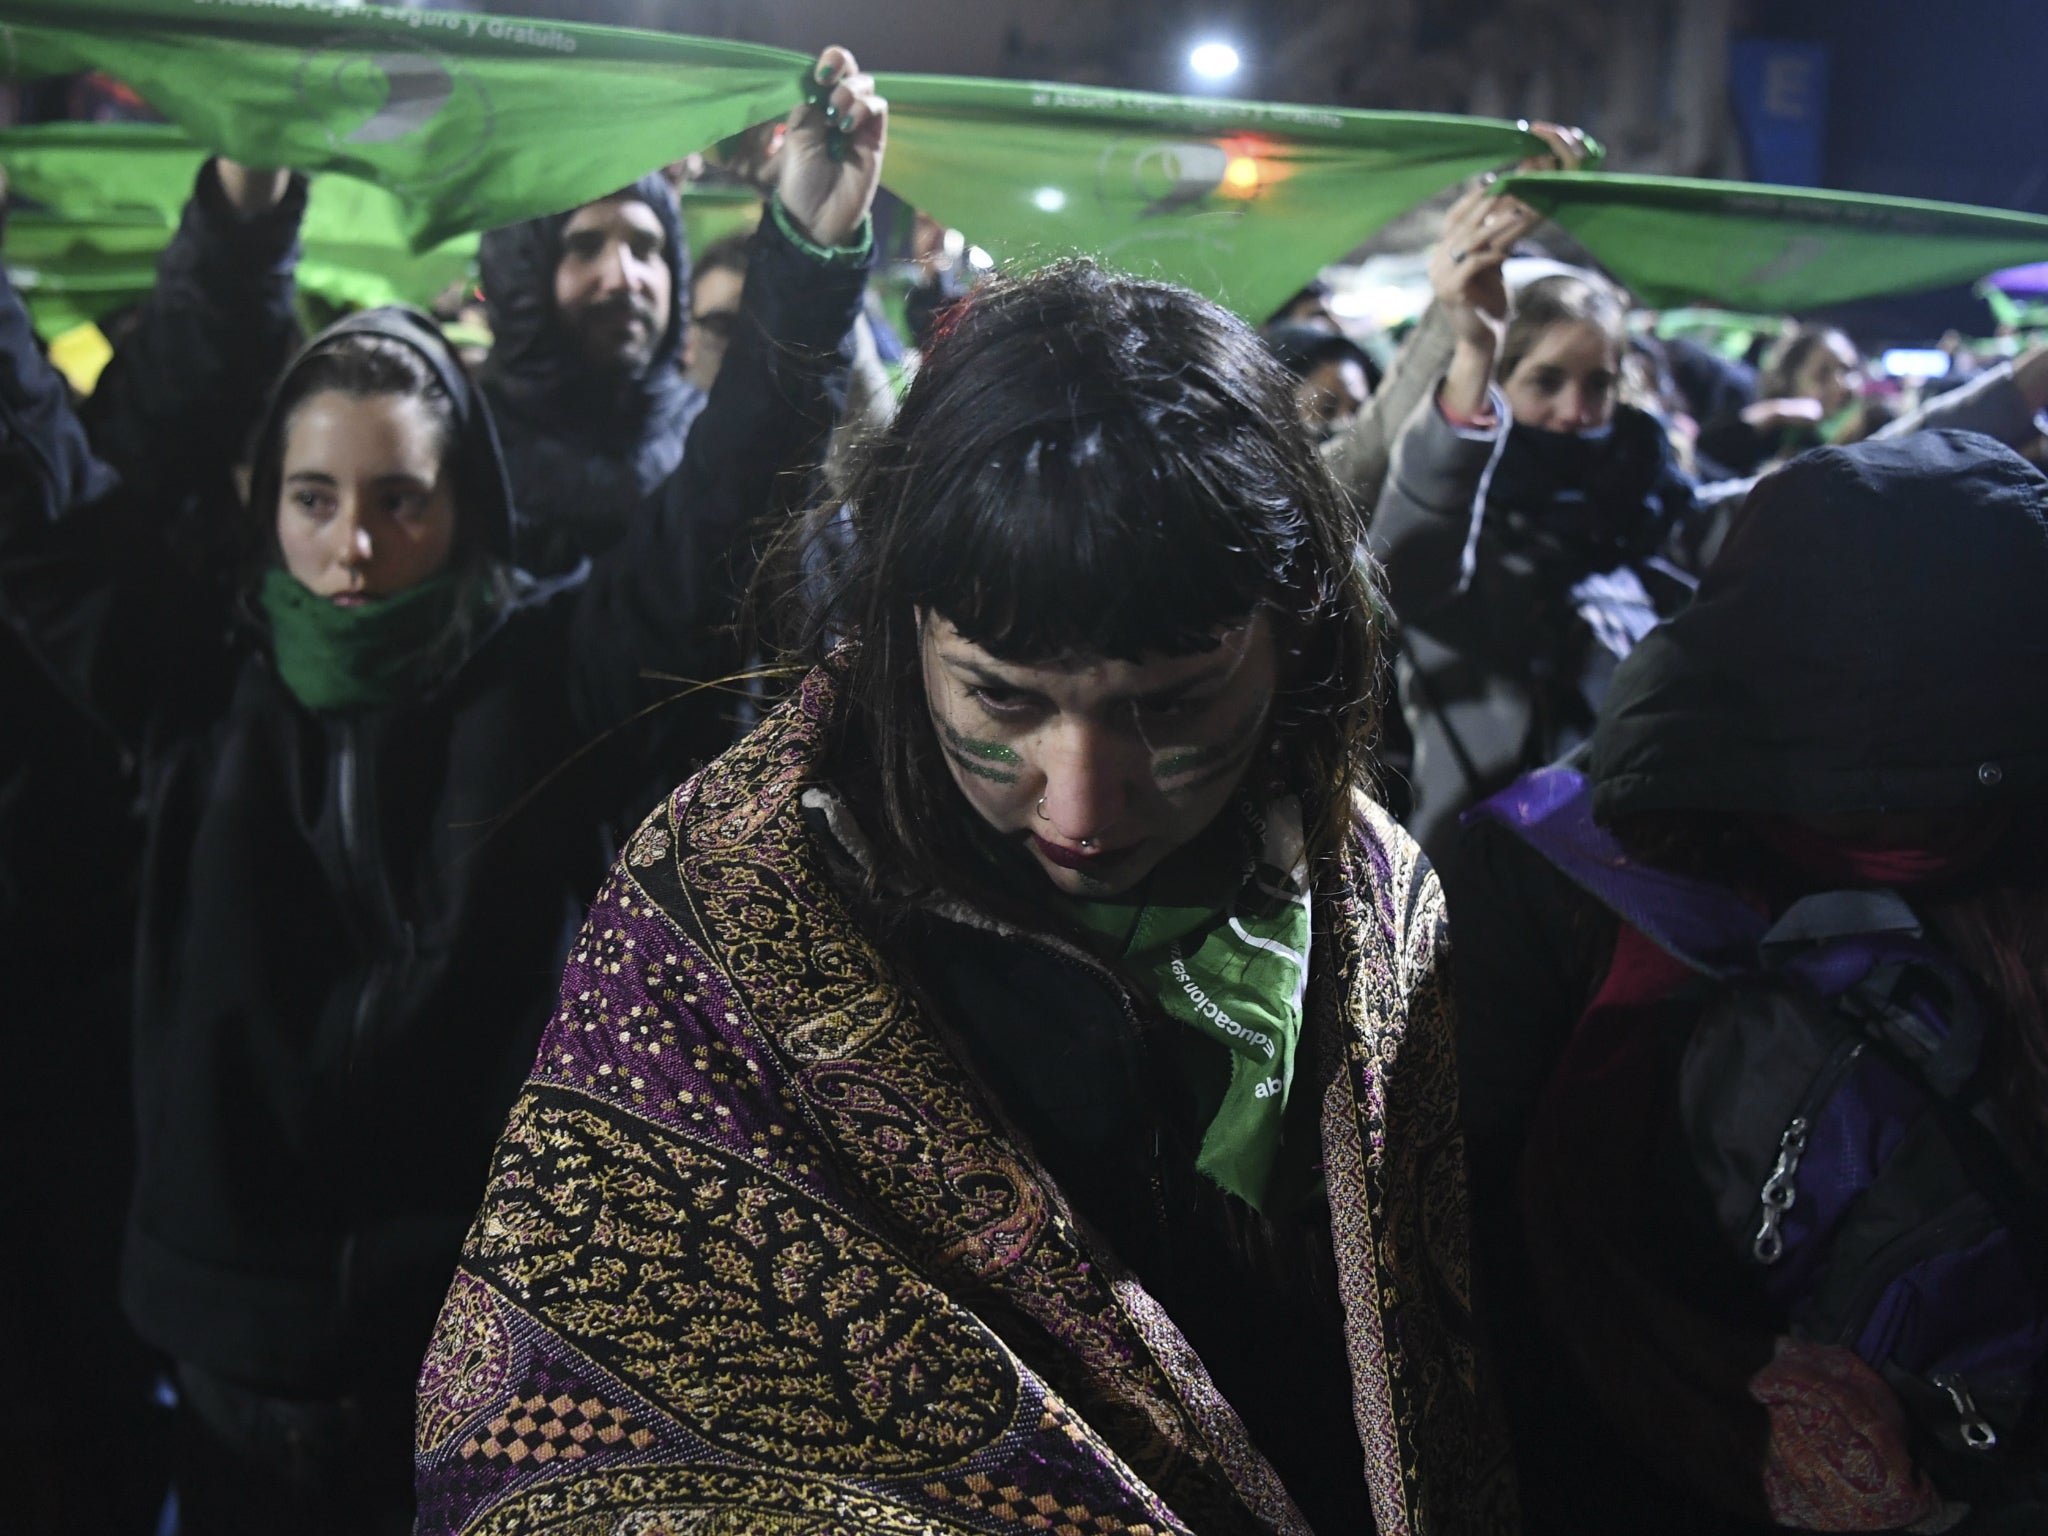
[415,660,1517,1535]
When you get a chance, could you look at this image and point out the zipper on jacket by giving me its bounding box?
[1013,931,1176,1271]
[1931,1372,1999,1451]
[335,720,411,1074]
[330,719,417,1317]
[1753,1039,1865,1264]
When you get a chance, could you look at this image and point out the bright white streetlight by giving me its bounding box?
[1189,41,1241,82]
[1033,186,1068,213]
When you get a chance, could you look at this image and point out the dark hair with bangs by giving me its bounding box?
[775,257,1381,902]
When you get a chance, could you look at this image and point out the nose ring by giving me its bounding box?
[1036,796,1096,850]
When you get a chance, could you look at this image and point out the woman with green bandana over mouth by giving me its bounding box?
[420,258,1514,1536]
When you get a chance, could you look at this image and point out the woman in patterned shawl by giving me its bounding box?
[417,261,1515,1536]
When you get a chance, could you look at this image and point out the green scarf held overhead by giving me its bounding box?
[1057,796,1313,1213]
[259,567,482,713]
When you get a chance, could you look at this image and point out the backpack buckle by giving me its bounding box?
[1753,1115,1811,1264]
[1933,1372,1999,1451]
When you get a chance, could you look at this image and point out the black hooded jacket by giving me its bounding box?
[1586,431,2048,820]
[0,155,304,953]
[1439,431,2048,1532]
[0,167,312,1516]
[81,159,308,501]
[478,173,709,573]
[0,221,866,1395]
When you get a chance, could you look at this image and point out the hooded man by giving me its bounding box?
[477,171,710,573]
[476,50,887,764]
[475,53,887,578]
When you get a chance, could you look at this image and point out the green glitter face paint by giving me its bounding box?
[1152,697,1269,791]
[939,717,1022,784]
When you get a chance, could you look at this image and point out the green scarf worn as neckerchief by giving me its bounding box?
[259,566,482,713]
[1055,796,1313,1213]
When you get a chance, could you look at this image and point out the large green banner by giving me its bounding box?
[3,212,165,335]
[878,77,1543,318]
[0,122,774,335]
[0,120,205,221]
[21,5,2040,325]
[1504,171,2048,312]
[1,122,478,329]
[0,1,1546,320]
[0,0,806,247]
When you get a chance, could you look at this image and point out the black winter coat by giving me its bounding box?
[0,162,308,1526]
[80,160,308,503]
[0,159,300,945]
[0,211,865,1396]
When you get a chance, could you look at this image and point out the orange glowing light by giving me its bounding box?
[1212,134,1285,200]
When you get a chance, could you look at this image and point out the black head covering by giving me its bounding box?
[1590,430,2048,821]
[473,174,699,568]
[1262,321,1382,395]
[245,304,514,568]
[1485,402,1696,574]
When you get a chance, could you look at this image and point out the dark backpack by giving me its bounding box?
[1474,767,2048,1497]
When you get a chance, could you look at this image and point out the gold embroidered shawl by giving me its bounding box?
[415,663,1516,1535]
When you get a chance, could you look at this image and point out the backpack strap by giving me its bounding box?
[1471,769,1996,1096]
[1467,766,1767,974]
[1760,889,1921,954]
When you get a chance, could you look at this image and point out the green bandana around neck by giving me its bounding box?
[1055,796,1313,1213]
[258,566,483,713]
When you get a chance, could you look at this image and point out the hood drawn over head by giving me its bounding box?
[1263,321,1379,388]
[245,305,515,571]
[1590,430,2048,822]
[476,172,691,419]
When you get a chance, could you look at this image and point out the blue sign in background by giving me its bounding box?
[1730,39,1831,188]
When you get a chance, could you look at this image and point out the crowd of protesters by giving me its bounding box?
[3,41,2046,1536]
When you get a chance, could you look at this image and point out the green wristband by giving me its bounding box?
[769,194,872,268]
